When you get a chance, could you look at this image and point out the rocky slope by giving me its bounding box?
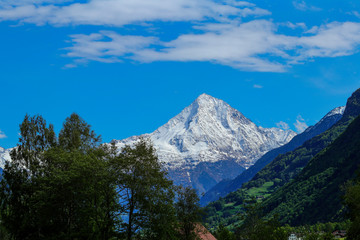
[112,94,296,193]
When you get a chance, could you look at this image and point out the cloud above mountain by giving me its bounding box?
[65,21,360,72]
[0,0,268,26]
[0,130,7,139]
[294,115,308,133]
[1,0,360,72]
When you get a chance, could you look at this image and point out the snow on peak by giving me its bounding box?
[0,147,11,169]
[326,106,345,117]
[112,94,296,169]
[305,106,346,133]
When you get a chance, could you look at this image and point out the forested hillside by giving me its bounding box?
[262,113,360,225]
[200,106,344,206]
[204,88,360,228]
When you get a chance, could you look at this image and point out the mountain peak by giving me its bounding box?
[196,93,214,100]
[328,106,346,116]
[115,94,296,168]
[194,93,222,106]
[112,94,296,193]
[306,106,345,132]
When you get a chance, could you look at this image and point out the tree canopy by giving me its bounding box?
[0,113,203,240]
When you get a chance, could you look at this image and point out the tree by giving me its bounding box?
[0,114,56,239]
[0,113,120,240]
[344,175,360,240]
[321,232,335,240]
[1,113,187,239]
[112,137,177,240]
[303,232,321,240]
[38,113,119,239]
[235,199,286,240]
[175,186,202,240]
[59,113,101,152]
[214,224,236,240]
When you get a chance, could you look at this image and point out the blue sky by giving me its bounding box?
[1,0,360,148]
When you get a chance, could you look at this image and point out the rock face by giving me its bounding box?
[112,94,296,193]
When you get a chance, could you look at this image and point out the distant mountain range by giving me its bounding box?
[200,106,345,206]
[112,93,296,193]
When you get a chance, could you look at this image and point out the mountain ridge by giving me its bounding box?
[112,93,296,193]
[200,106,345,206]
[262,113,360,225]
[204,88,360,228]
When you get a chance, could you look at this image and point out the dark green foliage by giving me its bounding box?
[204,88,360,228]
[261,114,360,225]
[214,224,235,240]
[246,88,360,191]
[235,200,288,240]
[0,113,118,240]
[175,186,203,240]
[304,233,321,240]
[59,113,101,152]
[0,114,57,239]
[0,114,184,240]
[201,107,343,206]
[345,174,360,240]
[112,138,178,240]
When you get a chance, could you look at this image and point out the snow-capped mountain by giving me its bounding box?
[112,94,296,193]
[303,106,345,134]
[0,147,11,169]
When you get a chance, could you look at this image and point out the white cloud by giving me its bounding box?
[294,115,308,133]
[132,20,294,72]
[253,84,263,88]
[64,21,360,72]
[292,0,321,12]
[64,31,157,64]
[0,130,7,139]
[282,21,306,30]
[295,22,360,60]
[353,11,360,19]
[276,121,290,130]
[3,0,360,72]
[64,20,292,71]
[0,0,71,6]
[0,0,269,26]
